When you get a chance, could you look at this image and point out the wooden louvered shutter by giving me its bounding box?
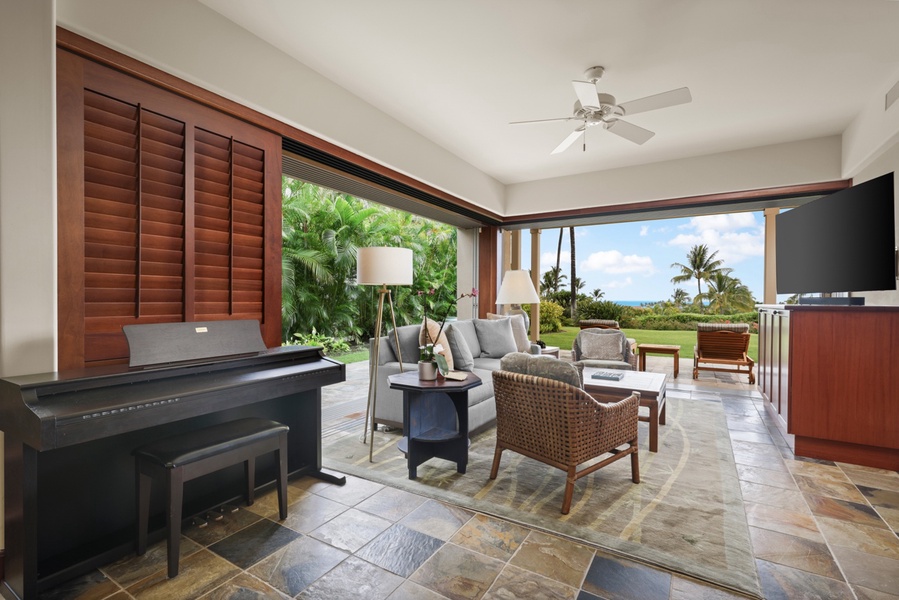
[58,50,281,369]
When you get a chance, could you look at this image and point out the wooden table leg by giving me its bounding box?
[673,351,679,378]
[639,350,646,371]
[647,399,659,453]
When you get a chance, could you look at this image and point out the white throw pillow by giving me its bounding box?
[487,312,530,353]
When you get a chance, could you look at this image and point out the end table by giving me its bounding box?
[387,371,482,479]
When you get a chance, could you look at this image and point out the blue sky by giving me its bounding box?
[520,211,766,303]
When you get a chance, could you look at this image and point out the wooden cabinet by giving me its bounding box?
[758,306,790,435]
[758,305,899,470]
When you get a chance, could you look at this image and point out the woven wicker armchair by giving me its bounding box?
[490,370,640,514]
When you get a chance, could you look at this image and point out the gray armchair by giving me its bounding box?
[572,328,637,371]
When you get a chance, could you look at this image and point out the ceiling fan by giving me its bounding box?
[511,66,692,154]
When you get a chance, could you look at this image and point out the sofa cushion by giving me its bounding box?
[487,312,530,352]
[474,318,518,358]
[445,323,475,371]
[449,319,481,358]
[386,324,422,365]
[499,352,583,388]
[580,331,624,361]
[419,318,454,370]
[471,356,503,372]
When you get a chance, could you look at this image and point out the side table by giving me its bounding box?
[387,371,482,479]
[638,343,681,378]
[541,345,560,358]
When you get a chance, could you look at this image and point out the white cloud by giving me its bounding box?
[604,277,633,289]
[668,213,764,264]
[639,225,649,237]
[540,251,569,268]
[581,250,655,275]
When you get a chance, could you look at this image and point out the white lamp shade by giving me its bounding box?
[357,247,413,285]
[495,270,540,305]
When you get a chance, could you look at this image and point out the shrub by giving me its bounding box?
[628,311,760,331]
[577,300,626,323]
[285,328,351,354]
[539,301,565,333]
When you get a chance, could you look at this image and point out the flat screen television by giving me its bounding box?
[776,172,897,296]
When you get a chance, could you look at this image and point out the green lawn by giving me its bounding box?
[541,326,758,361]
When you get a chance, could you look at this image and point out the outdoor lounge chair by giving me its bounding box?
[491,354,640,514]
[693,323,755,384]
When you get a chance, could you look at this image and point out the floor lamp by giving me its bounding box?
[495,269,541,332]
[357,247,413,462]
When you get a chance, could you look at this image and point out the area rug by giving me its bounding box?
[322,394,762,598]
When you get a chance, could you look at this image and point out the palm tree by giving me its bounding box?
[696,271,755,314]
[670,288,690,307]
[591,288,605,300]
[569,227,577,318]
[670,244,726,307]
[541,266,566,296]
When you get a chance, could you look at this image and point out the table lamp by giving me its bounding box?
[495,269,540,331]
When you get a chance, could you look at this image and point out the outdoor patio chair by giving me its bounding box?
[572,328,637,371]
[491,357,640,514]
[693,322,755,384]
[578,320,637,355]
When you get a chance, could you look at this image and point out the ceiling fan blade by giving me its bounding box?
[572,80,600,109]
[605,119,655,145]
[618,87,692,116]
[551,126,586,154]
[509,116,577,125]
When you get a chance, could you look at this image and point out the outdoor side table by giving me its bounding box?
[388,371,482,479]
[638,343,681,378]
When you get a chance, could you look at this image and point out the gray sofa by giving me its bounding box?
[372,316,527,433]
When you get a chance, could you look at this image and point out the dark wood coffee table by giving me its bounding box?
[583,369,667,452]
[388,371,482,479]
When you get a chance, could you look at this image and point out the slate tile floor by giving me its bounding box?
[41,357,899,599]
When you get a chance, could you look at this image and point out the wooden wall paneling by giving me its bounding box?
[477,227,499,318]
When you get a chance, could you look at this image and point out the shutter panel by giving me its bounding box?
[58,52,281,368]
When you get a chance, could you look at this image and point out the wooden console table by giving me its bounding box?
[388,371,482,479]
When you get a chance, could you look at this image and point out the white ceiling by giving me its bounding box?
[199,0,899,186]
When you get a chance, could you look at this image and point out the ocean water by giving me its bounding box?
[615,300,656,306]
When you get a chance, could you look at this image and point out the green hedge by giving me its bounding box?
[629,311,758,332]
[539,301,565,333]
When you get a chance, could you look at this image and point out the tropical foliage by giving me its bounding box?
[281,178,458,344]
[670,244,726,303]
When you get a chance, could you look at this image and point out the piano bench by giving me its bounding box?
[133,417,289,578]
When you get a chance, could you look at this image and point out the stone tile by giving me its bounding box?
[198,572,291,599]
[356,523,445,577]
[838,464,899,493]
[309,507,392,553]
[449,513,531,561]
[279,492,349,533]
[305,473,385,506]
[748,526,843,579]
[736,464,797,490]
[739,481,809,513]
[127,549,241,600]
[725,419,771,434]
[784,459,853,484]
[854,585,899,600]
[830,545,899,594]
[399,500,474,541]
[103,537,204,588]
[39,569,121,600]
[816,516,899,560]
[298,555,403,600]
[387,580,451,599]
[183,505,263,547]
[743,501,823,542]
[669,576,749,599]
[248,535,348,596]
[580,550,671,600]
[732,450,788,472]
[245,485,310,519]
[730,439,783,460]
[794,474,867,503]
[755,559,855,600]
[729,430,774,445]
[805,493,890,529]
[508,531,594,589]
[875,505,899,533]
[482,564,577,600]
[209,520,301,569]
[356,486,428,521]
[860,485,899,510]
[410,543,504,599]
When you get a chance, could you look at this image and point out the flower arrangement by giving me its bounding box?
[418,288,478,374]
